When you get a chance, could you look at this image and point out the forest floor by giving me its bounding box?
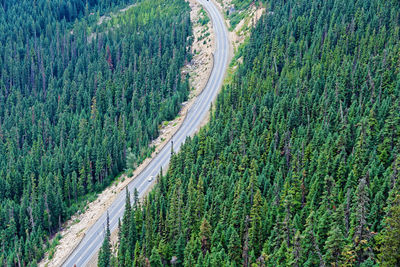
[39,1,215,266]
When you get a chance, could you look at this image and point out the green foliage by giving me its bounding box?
[48,234,62,260]
[376,186,400,266]
[0,0,192,264]
[116,0,400,266]
[227,0,263,30]
[150,247,163,267]
[98,212,111,267]
[197,7,210,26]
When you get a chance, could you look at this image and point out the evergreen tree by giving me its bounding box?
[227,226,241,264]
[112,0,400,265]
[376,192,400,266]
[150,247,163,267]
[99,212,111,267]
[0,0,193,263]
[199,217,212,256]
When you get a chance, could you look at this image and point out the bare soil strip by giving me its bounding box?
[40,0,265,265]
[39,1,215,266]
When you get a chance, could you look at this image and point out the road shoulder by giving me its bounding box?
[39,1,217,266]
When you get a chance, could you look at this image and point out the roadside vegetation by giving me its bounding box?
[197,7,210,26]
[112,0,400,266]
[224,0,264,30]
[0,0,192,265]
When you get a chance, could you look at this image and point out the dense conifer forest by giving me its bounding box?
[0,0,192,265]
[112,0,400,266]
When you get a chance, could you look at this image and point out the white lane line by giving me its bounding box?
[64,0,230,265]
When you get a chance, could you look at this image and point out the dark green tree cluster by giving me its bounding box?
[114,0,400,266]
[0,0,192,265]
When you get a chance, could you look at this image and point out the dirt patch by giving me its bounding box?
[230,6,265,52]
[87,3,136,43]
[142,0,215,155]
[181,0,215,101]
[38,1,216,267]
[85,1,216,266]
[97,3,136,25]
[39,0,263,264]
[214,0,265,52]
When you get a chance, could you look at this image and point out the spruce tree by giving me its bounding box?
[149,247,162,267]
[99,212,111,267]
[376,192,400,266]
[199,217,212,256]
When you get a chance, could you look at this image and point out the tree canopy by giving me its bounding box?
[0,0,192,265]
[113,0,400,265]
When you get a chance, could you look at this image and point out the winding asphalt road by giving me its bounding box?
[63,0,229,265]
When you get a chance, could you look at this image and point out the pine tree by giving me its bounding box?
[133,241,141,267]
[324,224,345,267]
[376,192,400,266]
[248,189,262,254]
[199,217,212,256]
[301,211,325,266]
[104,0,400,266]
[227,226,241,264]
[150,247,162,267]
[352,175,371,264]
[98,212,111,267]
[184,235,200,267]
[292,230,302,267]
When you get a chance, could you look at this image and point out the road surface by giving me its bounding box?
[63,0,230,265]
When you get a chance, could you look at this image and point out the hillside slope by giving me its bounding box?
[0,0,192,265]
[113,0,400,266]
